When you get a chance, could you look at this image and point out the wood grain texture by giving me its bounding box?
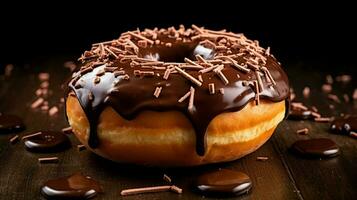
[0,56,356,200]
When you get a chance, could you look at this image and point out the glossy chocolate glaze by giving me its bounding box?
[330,115,357,135]
[24,131,70,152]
[41,172,102,199]
[194,169,252,196]
[0,114,25,134]
[66,26,290,156]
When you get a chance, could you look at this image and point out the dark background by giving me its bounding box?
[0,2,356,68]
[1,3,357,200]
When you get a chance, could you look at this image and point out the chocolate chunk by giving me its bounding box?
[41,173,102,199]
[291,138,339,158]
[194,169,252,196]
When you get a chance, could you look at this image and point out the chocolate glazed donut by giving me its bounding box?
[66,25,290,157]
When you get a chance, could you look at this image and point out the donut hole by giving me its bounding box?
[139,43,215,62]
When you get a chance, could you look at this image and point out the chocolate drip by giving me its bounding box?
[284,97,291,119]
[66,26,290,156]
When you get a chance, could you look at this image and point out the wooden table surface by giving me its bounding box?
[0,55,356,200]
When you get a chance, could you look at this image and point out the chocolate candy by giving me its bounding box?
[288,108,312,120]
[0,114,25,133]
[24,131,70,152]
[330,115,357,135]
[41,173,102,199]
[291,138,340,158]
[194,169,252,196]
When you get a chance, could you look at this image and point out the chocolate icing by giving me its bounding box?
[66,26,290,156]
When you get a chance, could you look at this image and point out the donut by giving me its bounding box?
[66,25,290,166]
